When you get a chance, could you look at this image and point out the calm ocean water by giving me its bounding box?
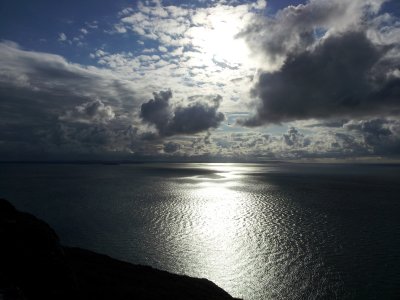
[1,162,400,299]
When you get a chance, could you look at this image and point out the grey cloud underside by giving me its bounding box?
[0,42,147,157]
[140,90,225,137]
[240,0,400,126]
[242,31,400,126]
[0,42,225,159]
[344,118,400,155]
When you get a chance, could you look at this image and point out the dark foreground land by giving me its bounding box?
[0,199,239,300]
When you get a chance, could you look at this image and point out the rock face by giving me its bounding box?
[0,199,239,300]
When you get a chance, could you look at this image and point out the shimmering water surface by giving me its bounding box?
[1,163,400,299]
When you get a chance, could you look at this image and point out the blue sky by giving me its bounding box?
[0,0,307,63]
[0,0,400,161]
[1,0,126,63]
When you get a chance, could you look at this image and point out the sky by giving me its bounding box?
[0,0,400,161]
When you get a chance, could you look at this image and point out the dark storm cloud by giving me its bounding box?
[140,91,225,137]
[241,31,400,126]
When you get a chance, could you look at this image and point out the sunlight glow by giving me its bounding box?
[175,163,259,298]
[182,165,249,294]
[187,13,255,69]
[196,186,240,234]
[187,164,246,236]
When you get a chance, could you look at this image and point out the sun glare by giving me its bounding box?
[188,13,254,69]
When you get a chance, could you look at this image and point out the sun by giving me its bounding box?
[187,11,254,69]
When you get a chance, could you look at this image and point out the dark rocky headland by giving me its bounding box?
[0,199,240,300]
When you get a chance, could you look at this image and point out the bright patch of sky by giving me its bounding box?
[90,0,268,114]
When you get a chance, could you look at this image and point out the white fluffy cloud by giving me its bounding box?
[98,0,267,112]
[240,0,389,68]
[60,99,116,124]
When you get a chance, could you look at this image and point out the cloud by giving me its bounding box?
[104,0,266,112]
[0,41,143,158]
[0,42,226,160]
[283,127,311,148]
[0,41,137,106]
[58,32,67,42]
[238,0,400,126]
[59,99,115,124]
[345,118,400,155]
[240,0,387,67]
[140,90,225,137]
[1,1,399,161]
[180,119,400,159]
[140,90,172,133]
[241,30,400,126]
[170,98,225,134]
[163,141,180,153]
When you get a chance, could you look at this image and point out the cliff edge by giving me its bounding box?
[0,199,240,300]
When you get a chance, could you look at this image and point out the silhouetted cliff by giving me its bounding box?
[0,199,240,300]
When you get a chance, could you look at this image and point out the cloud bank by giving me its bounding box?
[0,41,151,158]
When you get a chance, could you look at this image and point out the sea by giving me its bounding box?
[1,162,399,299]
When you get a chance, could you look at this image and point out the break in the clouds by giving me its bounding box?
[0,0,399,160]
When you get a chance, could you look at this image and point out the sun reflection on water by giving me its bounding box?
[180,164,253,297]
[195,184,241,235]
